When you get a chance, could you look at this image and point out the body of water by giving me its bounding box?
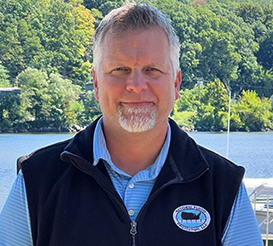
[0,131,272,212]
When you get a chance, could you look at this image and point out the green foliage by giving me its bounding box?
[83,0,123,16]
[154,0,199,85]
[0,0,94,87]
[174,79,229,130]
[257,29,273,71]
[79,90,102,125]
[233,90,273,130]
[171,110,196,128]
[151,0,264,95]
[0,93,25,129]
[235,3,264,25]
[175,86,200,112]
[0,63,11,88]
[1,0,272,95]
[195,3,259,93]
[1,0,273,130]
[90,8,103,29]
[18,68,49,127]
[251,66,273,97]
[15,68,84,129]
[194,6,241,83]
[30,0,95,84]
[199,79,229,129]
[173,79,272,131]
[46,73,83,127]
[0,0,44,79]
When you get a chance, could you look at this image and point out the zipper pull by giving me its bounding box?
[130,221,137,246]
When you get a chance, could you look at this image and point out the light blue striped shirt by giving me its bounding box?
[0,118,263,245]
[93,117,171,221]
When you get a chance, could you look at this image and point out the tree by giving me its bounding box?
[47,73,83,127]
[196,3,260,95]
[197,79,229,130]
[31,0,95,83]
[235,3,264,25]
[0,93,24,129]
[0,63,11,87]
[154,0,260,93]
[172,85,200,128]
[256,29,273,71]
[0,0,45,79]
[79,90,102,126]
[17,68,49,127]
[263,5,273,30]
[193,7,241,84]
[191,0,208,7]
[155,0,200,86]
[251,65,273,97]
[17,67,85,128]
[89,8,103,29]
[0,0,95,86]
[83,0,123,16]
[233,90,272,131]
[174,79,230,130]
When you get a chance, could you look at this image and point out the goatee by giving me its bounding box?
[118,104,156,132]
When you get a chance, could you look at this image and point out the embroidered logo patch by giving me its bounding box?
[173,205,211,232]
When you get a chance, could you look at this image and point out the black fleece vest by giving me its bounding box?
[20,118,245,246]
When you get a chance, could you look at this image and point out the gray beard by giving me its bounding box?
[118,105,156,132]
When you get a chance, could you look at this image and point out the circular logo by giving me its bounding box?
[173,205,211,232]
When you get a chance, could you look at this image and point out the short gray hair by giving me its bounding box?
[93,1,180,72]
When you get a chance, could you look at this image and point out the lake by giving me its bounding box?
[0,131,272,212]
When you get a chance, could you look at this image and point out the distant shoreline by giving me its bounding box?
[0,124,85,134]
[0,125,272,134]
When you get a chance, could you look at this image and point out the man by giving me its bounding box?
[0,2,263,245]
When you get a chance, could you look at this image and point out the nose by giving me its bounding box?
[126,70,148,93]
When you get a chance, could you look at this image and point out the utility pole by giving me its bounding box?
[226,89,231,159]
[223,81,231,159]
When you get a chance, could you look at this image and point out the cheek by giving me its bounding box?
[97,84,117,110]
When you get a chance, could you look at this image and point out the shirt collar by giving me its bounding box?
[93,117,171,178]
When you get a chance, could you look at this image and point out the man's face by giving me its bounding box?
[92,27,181,133]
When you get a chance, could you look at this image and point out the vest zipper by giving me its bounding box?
[67,152,208,246]
[130,221,137,246]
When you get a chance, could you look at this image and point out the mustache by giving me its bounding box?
[119,92,154,102]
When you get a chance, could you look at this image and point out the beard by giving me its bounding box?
[118,103,156,133]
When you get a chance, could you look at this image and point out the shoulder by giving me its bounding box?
[18,139,71,175]
[199,145,245,176]
[18,117,101,175]
[168,118,245,179]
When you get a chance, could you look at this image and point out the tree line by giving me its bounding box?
[0,0,273,132]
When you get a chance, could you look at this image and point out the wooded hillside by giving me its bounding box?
[0,0,273,132]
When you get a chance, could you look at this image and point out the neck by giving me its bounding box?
[103,121,168,176]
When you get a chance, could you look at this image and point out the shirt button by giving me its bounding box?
[128,183,134,189]
[128,209,135,217]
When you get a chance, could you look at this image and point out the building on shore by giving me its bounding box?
[0,87,21,101]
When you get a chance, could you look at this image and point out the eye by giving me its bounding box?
[114,67,125,71]
[146,68,159,72]
[144,67,163,76]
[111,67,130,75]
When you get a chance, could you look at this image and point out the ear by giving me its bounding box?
[174,69,182,100]
[92,67,99,101]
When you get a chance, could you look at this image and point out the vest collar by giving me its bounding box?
[61,117,209,183]
[167,118,209,182]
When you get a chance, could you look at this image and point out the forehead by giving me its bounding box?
[100,27,171,66]
[104,26,169,46]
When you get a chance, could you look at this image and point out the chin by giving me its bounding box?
[118,107,156,133]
